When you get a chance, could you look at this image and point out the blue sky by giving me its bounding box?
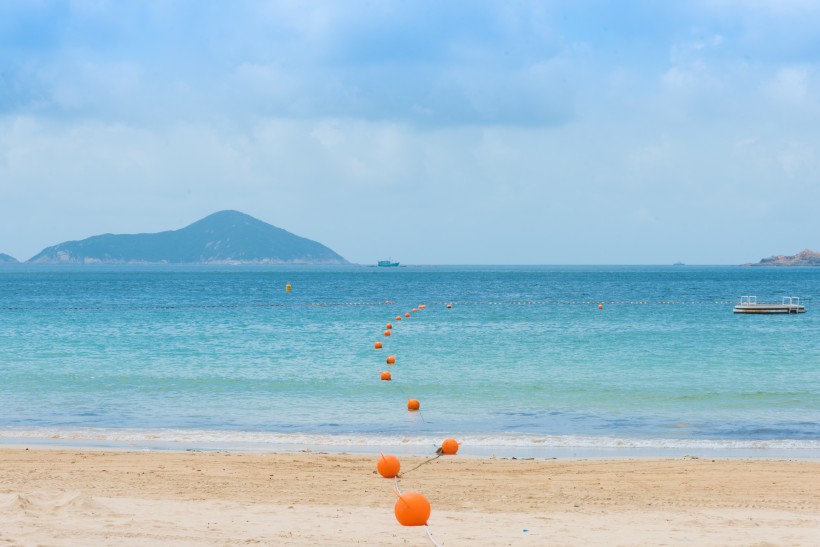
[1,0,818,264]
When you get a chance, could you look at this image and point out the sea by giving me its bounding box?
[1,265,818,458]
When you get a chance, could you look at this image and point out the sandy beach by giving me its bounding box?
[0,449,818,545]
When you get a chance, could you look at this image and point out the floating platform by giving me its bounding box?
[734,296,806,314]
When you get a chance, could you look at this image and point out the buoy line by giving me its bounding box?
[372,303,459,546]
[430,300,775,305]
[0,301,397,312]
[3,299,792,313]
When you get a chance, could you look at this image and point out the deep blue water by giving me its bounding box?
[0,265,818,454]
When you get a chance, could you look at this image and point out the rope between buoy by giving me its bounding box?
[398,454,441,477]
[425,525,443,547]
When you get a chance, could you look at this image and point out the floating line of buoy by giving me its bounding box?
[0,301,410,313]
[2,299,776,313]
[422,300,755,306]
[370,302,457,546]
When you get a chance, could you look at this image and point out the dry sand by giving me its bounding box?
[1,448,819,546]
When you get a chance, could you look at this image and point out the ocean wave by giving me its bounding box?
[2,427,819,452]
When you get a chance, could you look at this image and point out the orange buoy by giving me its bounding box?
[440,438,459,455]
[405,313,411,318]
[386,323,393,330]
[418,304,426,309]
[395,315,402,321]
[374,341,383,349]
[384,330,391,337]
[394,491,431,526]
[380,371,392,381]
[386,355,396,365]
[377,453,400,478]
[598,304,603,310]
[407,399,420,411]
[412,308,418,313]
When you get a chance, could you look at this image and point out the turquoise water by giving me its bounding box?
[1,265,818,456]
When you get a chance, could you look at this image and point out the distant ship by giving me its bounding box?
[378,259,400,267]
[673,262,685,266]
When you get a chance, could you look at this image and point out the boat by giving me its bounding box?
[673,262,685,266]
[378,259,399,267]
[733,296,806,314]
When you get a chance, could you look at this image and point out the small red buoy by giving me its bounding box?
[380,371,392,381]
[377,453,400,477]
[394,491,431,526]
[418,304,426,309]
[386,323,393,330]
[395,315,402,321]
[374,341,383,349]
[412,308,418,313]
[407,399,420,411]
[440,438,459,455]
[598,304,603,310]
[386,355,396,365]
[405,313,411,318]
[384,330,391,337]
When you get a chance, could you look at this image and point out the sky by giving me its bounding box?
[1,0,818,264]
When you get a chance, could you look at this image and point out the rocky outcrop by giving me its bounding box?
[744,249,820,267]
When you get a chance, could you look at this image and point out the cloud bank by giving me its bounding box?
[0,1,818,263]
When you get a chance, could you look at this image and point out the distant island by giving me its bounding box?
[743,249,820,267]
[0,252,19,264]
[27,210,348,265]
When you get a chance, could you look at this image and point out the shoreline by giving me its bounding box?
[3,428,820,460]
[2,448,819,545]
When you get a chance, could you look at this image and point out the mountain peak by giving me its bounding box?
[199,210,257,222]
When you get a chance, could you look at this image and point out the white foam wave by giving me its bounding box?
[1,427,819,452]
